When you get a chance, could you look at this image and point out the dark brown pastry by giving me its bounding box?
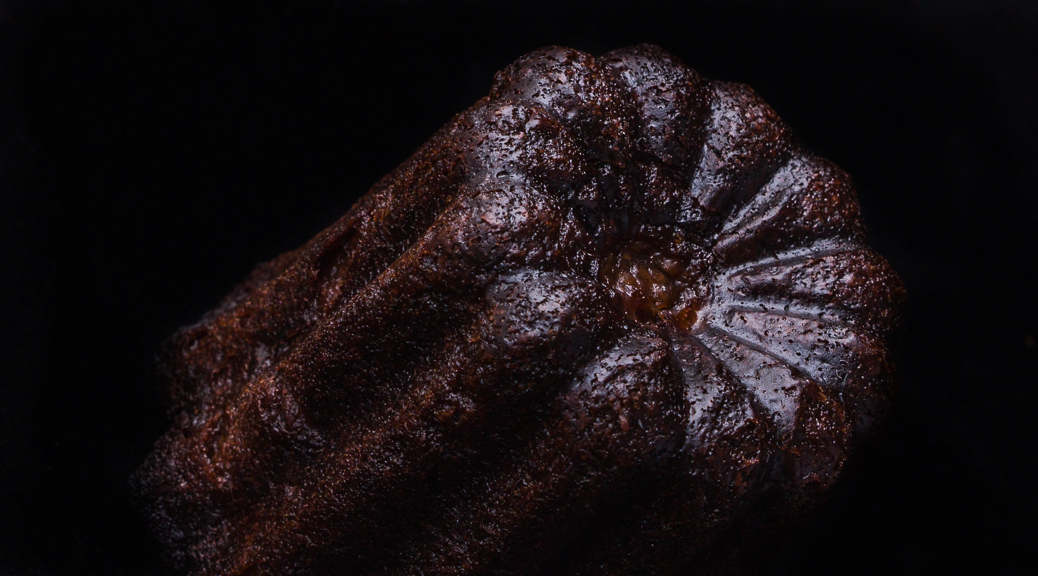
[134,45,905,575]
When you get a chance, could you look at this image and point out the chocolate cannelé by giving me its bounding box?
[135,45,905,575]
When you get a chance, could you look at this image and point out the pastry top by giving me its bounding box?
[136,45,905,575]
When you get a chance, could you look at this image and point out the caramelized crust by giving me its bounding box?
[135,45,905,575]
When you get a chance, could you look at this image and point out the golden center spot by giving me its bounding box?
[599,239,701,330]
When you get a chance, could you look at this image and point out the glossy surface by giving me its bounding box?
[135,45,905,575]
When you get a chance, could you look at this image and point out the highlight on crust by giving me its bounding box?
[134,44,905,576]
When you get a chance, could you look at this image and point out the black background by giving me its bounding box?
[1,1,1036,574]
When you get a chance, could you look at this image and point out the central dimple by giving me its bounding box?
[599,237,702,331]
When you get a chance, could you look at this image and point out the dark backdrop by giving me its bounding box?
[2,1,1035,574]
